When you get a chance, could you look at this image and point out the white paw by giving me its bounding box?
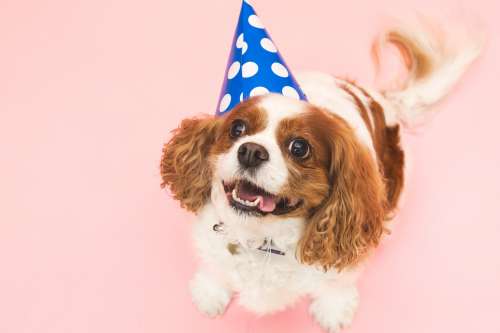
[189,272,232,317]
[309,287,359,333]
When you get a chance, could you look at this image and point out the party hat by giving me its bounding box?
[216,0,307,115]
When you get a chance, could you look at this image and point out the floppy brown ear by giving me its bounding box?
[299,119,387,271]
[160,116,220,212]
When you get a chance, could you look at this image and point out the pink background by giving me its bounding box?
[1,0,499,332]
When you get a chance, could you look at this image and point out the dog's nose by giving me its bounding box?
[238,142,269,168]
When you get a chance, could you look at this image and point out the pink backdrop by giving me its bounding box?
[1,0,499,332]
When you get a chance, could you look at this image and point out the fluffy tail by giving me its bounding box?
[372,18,483,127]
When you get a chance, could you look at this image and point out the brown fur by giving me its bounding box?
[386,30,435,81]
[278,107,388,271]
[341,83,405,213]
[162,96,400,271]
[211,97,267,156]
[371,29,437,86]
[341,84,375,138]
[160,97,267,212]
[160,116,221,212]
[367,100,405,212]
[275,111,331,218]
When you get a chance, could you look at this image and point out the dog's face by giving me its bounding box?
[213,95,330,220]
[161,94,387,270]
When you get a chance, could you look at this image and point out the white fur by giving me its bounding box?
[185,21,481,332]
[309,285,359,333]
[373,21,483,127]
[295,72,376,156]
[197,90,368,331]
[192,204,363,322]
[189,270,232,317]
[215,95,306,194]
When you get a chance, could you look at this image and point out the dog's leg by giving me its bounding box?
[309,283,359,333]
[189,269,233,317]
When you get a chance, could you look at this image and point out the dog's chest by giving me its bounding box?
[193,210,326,293]
[193,204,345,298]
[225,242,307,290]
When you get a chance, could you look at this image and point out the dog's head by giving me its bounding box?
[161,94,387,270]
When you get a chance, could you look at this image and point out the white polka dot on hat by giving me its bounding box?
[216,0,307,115]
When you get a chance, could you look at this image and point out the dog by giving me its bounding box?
[160,22,481,332]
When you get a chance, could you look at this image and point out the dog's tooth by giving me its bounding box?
[231,184,263,208]
[233,190,248,206]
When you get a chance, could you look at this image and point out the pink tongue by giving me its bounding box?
[259,195,276,212]
[237,186,277,212]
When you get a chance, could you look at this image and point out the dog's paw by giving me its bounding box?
[309,286,359,333]
[189,271,232,317]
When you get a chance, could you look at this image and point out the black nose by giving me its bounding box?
[238,142,269,168]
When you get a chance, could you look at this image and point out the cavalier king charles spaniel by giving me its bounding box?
[160,22,480,332]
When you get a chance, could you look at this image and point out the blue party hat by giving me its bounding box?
[216,0,307,115]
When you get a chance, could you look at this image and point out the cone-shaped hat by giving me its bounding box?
[216,0,307,115]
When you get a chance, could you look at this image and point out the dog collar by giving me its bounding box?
[212,222,285,256]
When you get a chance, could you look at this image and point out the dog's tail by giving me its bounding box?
[372,18,483,127]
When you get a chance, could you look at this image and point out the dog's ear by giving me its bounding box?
[298,116,387,271]
[161,116,221,212]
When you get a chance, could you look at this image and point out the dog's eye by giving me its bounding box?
[288,138,310,159]
[229,119,247,138]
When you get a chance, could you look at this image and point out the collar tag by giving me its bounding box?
[212,222,286,256]
[257,239,286,256]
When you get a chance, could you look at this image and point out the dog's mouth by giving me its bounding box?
[222,179,302,216]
